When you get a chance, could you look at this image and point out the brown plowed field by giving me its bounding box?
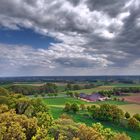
[123,95,140,104]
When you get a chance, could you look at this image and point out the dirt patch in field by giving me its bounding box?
[122,95,140,104]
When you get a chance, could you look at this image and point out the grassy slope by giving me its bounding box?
[43,97,140,140]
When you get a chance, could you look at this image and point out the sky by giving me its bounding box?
[0,0,140,76]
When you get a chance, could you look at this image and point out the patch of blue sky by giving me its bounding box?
[0,27,59,48]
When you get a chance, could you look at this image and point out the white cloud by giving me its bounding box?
[0,43,113,75]
[0,0,139,76]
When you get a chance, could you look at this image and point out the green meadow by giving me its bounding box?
[43,97,140,140]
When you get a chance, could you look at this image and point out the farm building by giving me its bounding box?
[79,93,110,102]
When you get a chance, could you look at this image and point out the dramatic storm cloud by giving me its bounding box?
[0,0,140,76]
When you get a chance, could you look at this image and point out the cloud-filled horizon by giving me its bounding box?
[0,0,140,76]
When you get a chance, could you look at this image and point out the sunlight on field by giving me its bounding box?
[93,86,114,90]
[119,104,140,115]
[73,86,114,94]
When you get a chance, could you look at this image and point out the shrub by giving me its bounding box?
[128,117,140,130]
[125,112,131,119]
[64,103,71,112]
[71,103,79,113]
[133,114,140,121]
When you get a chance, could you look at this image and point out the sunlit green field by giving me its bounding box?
[71,86,114,94]
[43,97,130,106]
[43,97,140,140]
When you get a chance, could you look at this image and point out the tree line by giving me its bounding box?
[65,83,96,91]
[6,83,58,95]
[5,83,96,96]
[113,87,140,94]
[97,86,140,97]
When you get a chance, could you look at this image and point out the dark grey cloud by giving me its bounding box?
[111,7,140,66]
[67,0,81,6]
[86,0,127,17]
